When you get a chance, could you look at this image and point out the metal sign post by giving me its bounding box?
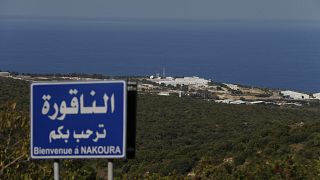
[54,159,59,180]
[108,159,113,180]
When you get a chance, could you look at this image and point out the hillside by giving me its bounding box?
[1,77,320,179]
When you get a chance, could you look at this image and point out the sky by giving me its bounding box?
[1,0,320,21]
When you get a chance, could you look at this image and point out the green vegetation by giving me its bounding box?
[0,77,29,111]
[1,76,320,179]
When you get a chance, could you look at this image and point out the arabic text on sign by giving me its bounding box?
[41,89,115,121]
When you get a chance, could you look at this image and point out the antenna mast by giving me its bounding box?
[162,67,166,78]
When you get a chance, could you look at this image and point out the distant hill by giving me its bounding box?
[1,76,320,179]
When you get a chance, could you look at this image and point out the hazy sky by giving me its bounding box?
[1,0,320,21]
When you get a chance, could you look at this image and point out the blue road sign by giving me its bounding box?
[30,81,127,159]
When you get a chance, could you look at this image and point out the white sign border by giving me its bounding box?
[30,80,127,159]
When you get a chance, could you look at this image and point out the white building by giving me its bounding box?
[248,101,265,105]
[150,76,209,87]
[158,92,170,96]
[281,90,310,100]
[229,100,246,105]
[224,83,239,90]
[0,72,10,77]
[313,93,320,100]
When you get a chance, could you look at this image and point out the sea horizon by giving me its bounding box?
[1,18,320,92]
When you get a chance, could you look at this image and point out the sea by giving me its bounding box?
[1,18,320,92]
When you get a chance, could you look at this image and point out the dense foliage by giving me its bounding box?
[1,77,320,179]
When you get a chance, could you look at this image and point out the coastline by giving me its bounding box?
[1,71,319,108]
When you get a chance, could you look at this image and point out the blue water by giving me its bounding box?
[1,19,320,92]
